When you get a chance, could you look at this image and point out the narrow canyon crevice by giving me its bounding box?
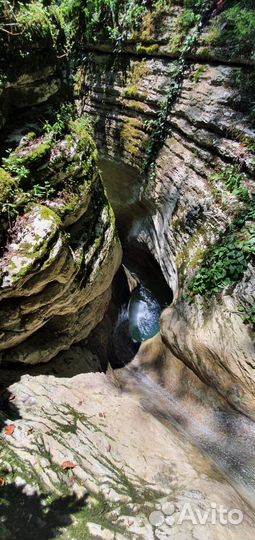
[0,2,254,539]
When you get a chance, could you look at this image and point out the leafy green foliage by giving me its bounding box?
[43,106,72,140]
[205,1,255,60]
[0,0,63,57]
[31,182,56,199]
[210,166,250,203]
[0,0,149,55]
[58,0,148,49]
[238,306,255,328]
[177,9,200,31]
[143,0,212,172]
[0,106,97,248]
[188,160,255,300]
[15,1,55,39]
[2,153,29,183]
[187,217,255,298]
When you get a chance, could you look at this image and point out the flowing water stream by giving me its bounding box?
[120,365,255,511]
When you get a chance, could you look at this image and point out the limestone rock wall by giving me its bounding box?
[0,125,122,364]
[77,56,253,285]
[0,47,61,129]
[76,7,255,416]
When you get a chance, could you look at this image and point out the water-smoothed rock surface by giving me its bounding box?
[0,122,121,364]
[76,3,255,417]
[1,367,255,540]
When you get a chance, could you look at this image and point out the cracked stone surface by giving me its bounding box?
[0,369,255,540]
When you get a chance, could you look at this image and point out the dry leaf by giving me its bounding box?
[61,461,77,470]
[0,478,6,486]
[4,424,15,436]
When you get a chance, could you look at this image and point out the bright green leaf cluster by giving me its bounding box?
[210,165,250,203]
[187,202,255,299]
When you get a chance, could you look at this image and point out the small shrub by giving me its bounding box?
[210,166,250,203]
[168,34,183,54]
[43,103,74,140]
[16,1,52,39]
[187,219,255,298]
[204,2,255,59]
[189,64,207,82]
[123,85,139,98]
[2,153,29,183]
[177,9,200,32]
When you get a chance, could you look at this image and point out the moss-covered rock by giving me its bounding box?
[0,123,122,364]
[136,43,160,55]
[0,168,17,205]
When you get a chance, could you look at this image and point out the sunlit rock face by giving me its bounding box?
[1,369,255,540]
[0,125,122,364]
[76,9,255,417]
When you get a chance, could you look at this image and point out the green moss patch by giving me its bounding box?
[0,112,99,251]
[136,43,160,55]
[0,168,17,205]
[120,118,147,157]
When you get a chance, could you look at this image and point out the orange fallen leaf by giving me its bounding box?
[240,143,247,148]
[61,461,77,470]
[0,478,6,486]
[4,424,15,436]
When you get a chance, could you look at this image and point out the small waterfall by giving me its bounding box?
[111,282,166,367]
[120,366,255,511]
[128,285,161,342]
[111,305,140,367]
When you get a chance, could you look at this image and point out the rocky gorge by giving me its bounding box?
[0,1,254,539]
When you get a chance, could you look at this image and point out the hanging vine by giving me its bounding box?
[142,0,216,174]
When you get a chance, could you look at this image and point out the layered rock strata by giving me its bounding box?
[75,6,255,417]
[0,123,121,364]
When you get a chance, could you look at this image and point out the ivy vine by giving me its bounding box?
[143,0,216,173]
